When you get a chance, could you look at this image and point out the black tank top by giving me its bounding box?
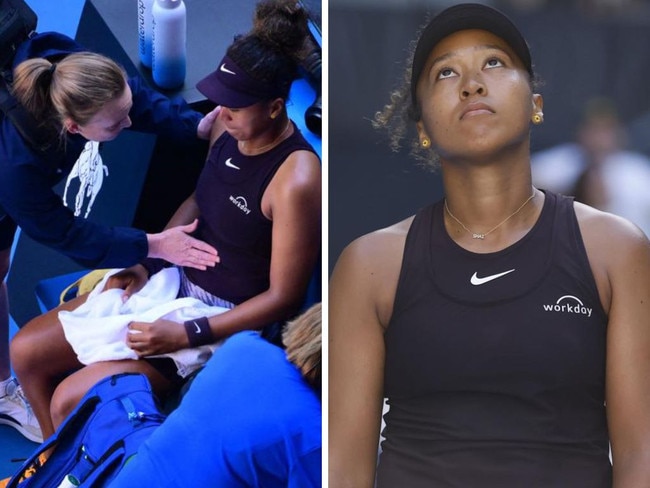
[378,191,612,487]
[184,122,316,304]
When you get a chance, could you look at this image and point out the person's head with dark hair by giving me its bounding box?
[332,3,650,487]
[373,3,542,168]
[197,0,308,110]
[196,0,312,155]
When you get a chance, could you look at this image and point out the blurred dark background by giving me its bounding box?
[329,0,650,271]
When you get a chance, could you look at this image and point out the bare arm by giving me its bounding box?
[126,150,321,356]
[148,105,224,262]
[209,107,227,147]
[196,106,221,140]
[164,192,200,229]
[144,143,216,269]
[577,203,650,487]
[203,150,322,337]
[146,218,218,269]
[106,193,204,296]
[151,107,222,245]
[329,220,410,488]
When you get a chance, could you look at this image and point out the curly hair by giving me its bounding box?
[225,0,310,101]
[371,17,440,170]
[372,15,542,171]
[252,0,310,61]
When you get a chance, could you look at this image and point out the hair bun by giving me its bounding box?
[252,0,309,58]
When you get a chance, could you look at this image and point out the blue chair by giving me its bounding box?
[34,269,89,314]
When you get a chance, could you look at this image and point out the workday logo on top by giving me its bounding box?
[543,295,592,318]
[229,195,251,215]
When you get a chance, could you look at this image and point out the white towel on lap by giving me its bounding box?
[59,267,229,378]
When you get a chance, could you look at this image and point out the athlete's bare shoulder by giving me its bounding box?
[573,201,650,313]
[331,215,415,328]
[341,216,414,271]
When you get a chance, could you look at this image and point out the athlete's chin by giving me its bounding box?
[225,128,242,141]
[441,134,522,161]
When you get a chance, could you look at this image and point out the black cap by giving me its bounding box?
[410,3,533,106]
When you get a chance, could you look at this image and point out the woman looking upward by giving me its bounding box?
[330,3,650,487]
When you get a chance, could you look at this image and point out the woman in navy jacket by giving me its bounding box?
[0,32,218,443]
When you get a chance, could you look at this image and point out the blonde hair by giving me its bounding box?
[11,52,127,134]
[282,302,321,390]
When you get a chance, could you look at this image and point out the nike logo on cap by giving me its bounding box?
[225,158,240,170]
[470,269,515,286]
[220,63,236,75]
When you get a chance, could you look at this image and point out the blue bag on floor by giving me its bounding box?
[7,373,166,488]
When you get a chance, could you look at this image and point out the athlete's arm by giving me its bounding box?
[329,220,410,488]
[201,150,322,340]
[577,203,650,486]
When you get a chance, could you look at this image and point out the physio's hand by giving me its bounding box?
[147,219,219,270]
[102,265,149,302]
[126,318,189,356]
[197,106,221,140]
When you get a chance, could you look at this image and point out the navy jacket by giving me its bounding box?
[0,32,202,267]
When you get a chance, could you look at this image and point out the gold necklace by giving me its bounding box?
[240,121,291,154]
[444,190,536,240]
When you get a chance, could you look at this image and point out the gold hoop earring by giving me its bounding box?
[421,138,430,148]
[532,114,543,124]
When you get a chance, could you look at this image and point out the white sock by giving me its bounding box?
[0,376,14,397]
